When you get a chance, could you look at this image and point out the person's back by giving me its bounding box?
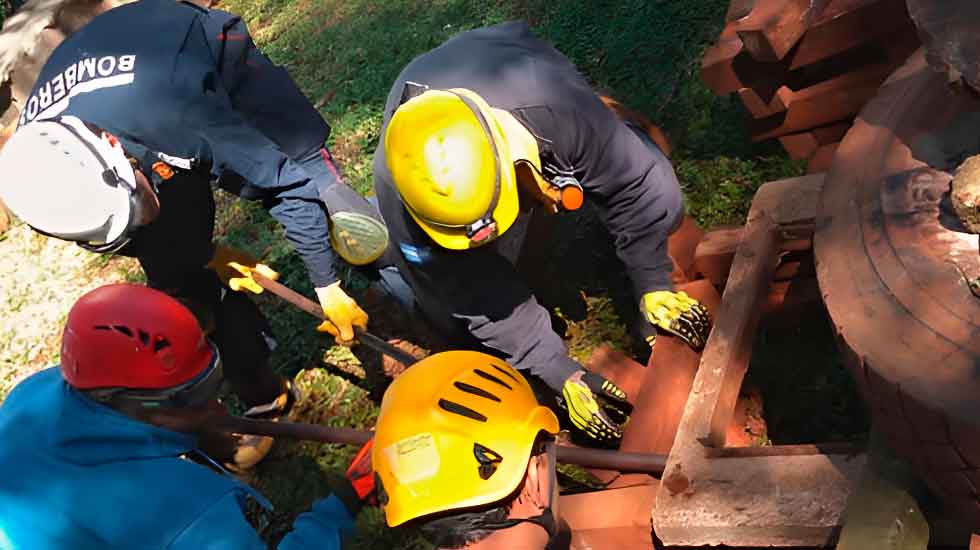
[0,368,256,549]
[0,284,365,550]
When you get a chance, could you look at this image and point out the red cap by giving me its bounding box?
[60,284,213,390]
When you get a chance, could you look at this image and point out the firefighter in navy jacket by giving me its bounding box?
[0,0,388,469]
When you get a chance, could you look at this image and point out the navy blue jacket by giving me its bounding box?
[374,22,683,390]
[21,0,342,286]
[0,368,355,549]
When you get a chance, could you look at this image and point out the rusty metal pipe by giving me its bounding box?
[249,271,419,367]
[210,417,667,475]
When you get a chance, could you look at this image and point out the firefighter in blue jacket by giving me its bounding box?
[0,0,388,469]
[0,284,375,549]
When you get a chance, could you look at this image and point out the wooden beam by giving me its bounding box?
[694,226,743,286]
[779,121,851,160]
[750,62,896,141]
[808,141,841,173]
[787,0,913,70]
[561,484,657,531]
[701,27,745,95]
[703,211,779,446]
[655,175,864,547]
[735,0,830,62]
[725,0,756,23]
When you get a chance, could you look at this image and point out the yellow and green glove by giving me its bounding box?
[315,282,369,346]
[560,371,631,442]
[641,290,712,351]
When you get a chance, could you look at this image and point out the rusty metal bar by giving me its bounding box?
[210,417,667,474]
[704,442,862,459]
[249,271,419,367]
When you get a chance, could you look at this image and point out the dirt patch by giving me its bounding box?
[0,219,139,398]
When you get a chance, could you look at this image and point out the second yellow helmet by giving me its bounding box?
[371,350,560,527]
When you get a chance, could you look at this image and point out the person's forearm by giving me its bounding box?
[267,197,338,288]
[462,296,581,392]
[276,495,355,550]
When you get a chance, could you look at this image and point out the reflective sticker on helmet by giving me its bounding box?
[384,432,440,485]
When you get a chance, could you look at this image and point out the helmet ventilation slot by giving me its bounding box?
[438,399,488,422]
[453,381,501,402]
[473,369,512,390]
[489,363,519,383]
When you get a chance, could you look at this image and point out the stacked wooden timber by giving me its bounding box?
[702,0,921,173]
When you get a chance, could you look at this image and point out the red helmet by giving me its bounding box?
[61,284,215,392]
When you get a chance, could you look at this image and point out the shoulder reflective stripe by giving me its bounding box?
[29,73,136,123]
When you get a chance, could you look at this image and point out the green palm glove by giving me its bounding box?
[560,371,631,442]
[641,290,712,351]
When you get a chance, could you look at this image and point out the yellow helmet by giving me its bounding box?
[372,350,560,527]
[384,88,553,249]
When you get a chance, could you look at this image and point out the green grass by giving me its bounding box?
[197,0,807,547]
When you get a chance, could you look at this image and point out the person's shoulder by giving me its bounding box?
[5,367,63,401]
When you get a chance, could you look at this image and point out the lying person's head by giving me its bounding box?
[372,350,561,549]
[60,283,224,432]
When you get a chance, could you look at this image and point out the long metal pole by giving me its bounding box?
[210,416,667,475]
[249,271,420,367]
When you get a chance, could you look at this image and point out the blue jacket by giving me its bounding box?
[19,0,344,286]
[0,369,354,549]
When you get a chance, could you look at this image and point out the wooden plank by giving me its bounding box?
[808,141,841,172]
[779,121,851,160]
[788,0,912,70]
[735,0,830,62]
[738,86,785,118]
[750,62,896,141]
[655,175,864,547]
[667,215,704,284]
[701,30,745,95]
[726,0,756,23]
[703,213,779,446]
[617,280,722,457]
[694,226,743,286]
[585,345,646,405]
[569,527,654,550]
[561,484,657,531]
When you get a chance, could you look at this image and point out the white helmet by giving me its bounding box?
[0,116,138,251]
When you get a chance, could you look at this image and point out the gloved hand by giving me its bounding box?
[345,438,377,506]
[207,244,259,287]
[560,371,631,442]
[641,290,712,351]
[315,282,368,346]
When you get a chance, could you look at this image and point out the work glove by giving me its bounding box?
[641,290,712,351]
[315,282,369,346]
[560,371,631,442]
[345,438,377,506]
[207,244,260,288]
